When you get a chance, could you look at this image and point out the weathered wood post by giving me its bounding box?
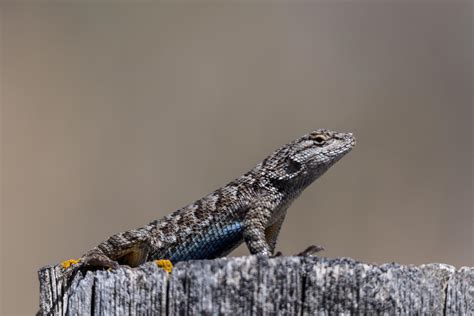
[38,256,473,315]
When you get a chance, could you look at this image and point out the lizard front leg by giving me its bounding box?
[264,213,325,258]
[243,203,274,256]
[265,213,286,255]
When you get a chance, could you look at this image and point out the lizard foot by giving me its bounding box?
[155,259,173,273]
[61,258,81,269]
[271,245,324,258]
[296,245,325,256]
[80,251,120,270]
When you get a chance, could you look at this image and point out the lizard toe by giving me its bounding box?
[296,245,325,257]
[82,254,119,270]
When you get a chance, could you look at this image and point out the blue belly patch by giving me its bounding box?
[165,221,243,262]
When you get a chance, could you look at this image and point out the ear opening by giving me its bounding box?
[286,157,302,174]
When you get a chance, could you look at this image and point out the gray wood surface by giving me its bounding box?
[38,256,473,315]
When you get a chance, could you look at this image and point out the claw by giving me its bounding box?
[155,259,173,273]
[296,245,325,256]
[273,251,283,257]
[61,258,81,269]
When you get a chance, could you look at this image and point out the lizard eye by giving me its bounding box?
[311,134,328,145]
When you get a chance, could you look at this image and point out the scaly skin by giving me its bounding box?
[62,129,355,272]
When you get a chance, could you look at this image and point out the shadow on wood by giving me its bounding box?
[38,256,473,315]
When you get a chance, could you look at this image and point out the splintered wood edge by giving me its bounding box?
[38,256,473,315]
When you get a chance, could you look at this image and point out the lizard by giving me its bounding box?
[55,128,355,293]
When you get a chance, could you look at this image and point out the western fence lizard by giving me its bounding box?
[59,128,355,277]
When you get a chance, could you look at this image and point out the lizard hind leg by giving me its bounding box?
[62,246,149,274]
[80,249,120,270]
[115,246,149,267]
[84,245,149,269]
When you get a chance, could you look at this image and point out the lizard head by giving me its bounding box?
[262,129,355,190]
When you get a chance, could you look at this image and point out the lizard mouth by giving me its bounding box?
[333,131,356,148]
[349,134,356,147]
[344,132,356,148]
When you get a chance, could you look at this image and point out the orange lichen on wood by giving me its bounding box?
[61,258,80,269]
[155,259,173,273]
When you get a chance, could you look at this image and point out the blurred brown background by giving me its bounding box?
[1,2,472,315]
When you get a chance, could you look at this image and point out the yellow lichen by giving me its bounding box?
[155,259,173,273]
[61,258,80,269]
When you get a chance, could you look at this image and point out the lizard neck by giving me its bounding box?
[264,165,329,198]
